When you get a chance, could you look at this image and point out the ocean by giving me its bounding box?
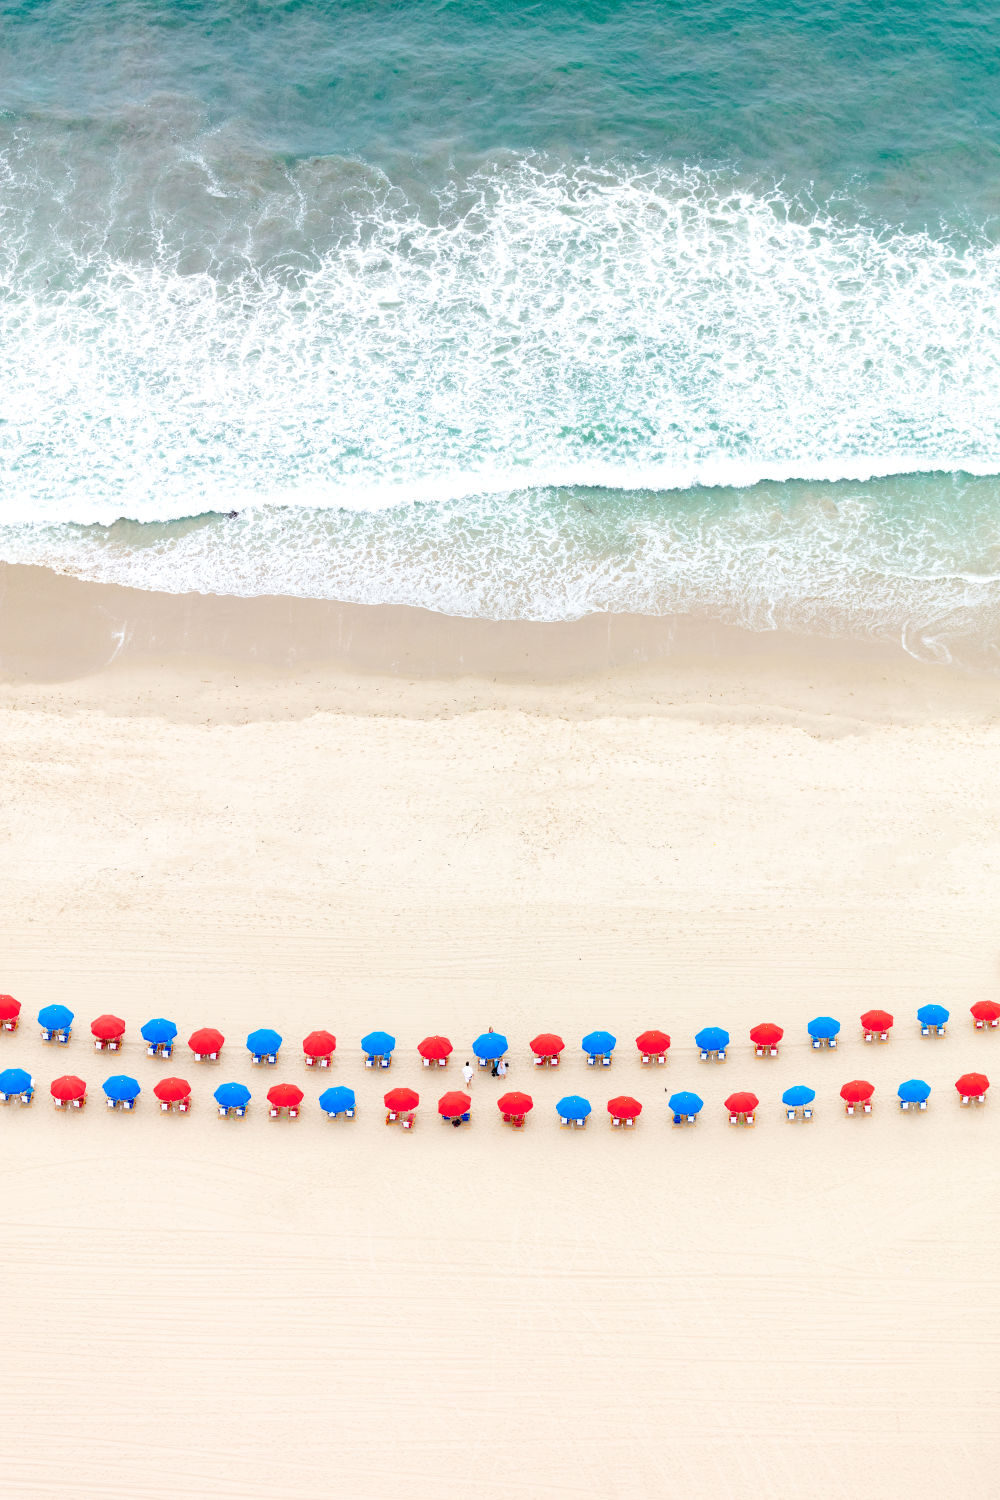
[3,0,1000,663]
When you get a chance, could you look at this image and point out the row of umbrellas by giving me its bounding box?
[4,1071,990,1111]
[8,1005,1000,1058]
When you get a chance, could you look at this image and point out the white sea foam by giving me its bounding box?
[2,143,1000,642]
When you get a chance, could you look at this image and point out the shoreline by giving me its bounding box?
[2,561,997,727]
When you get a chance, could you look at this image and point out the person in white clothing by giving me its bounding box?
[461,1060,474,1086]
[496,1058,508,1078]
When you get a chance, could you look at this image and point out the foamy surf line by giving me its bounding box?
[3,469,1000,668]
[4,155,1000,526]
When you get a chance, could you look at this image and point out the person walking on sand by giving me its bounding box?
[496,1057,508,1079]
[462,1060,474,1087]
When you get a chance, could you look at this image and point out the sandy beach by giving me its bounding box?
[2,563,1000,1499]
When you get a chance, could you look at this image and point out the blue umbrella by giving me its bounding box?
[0,1068,32,1095]
[141,1017,177,1045]
[556,1094,592,1121]
[319,1086,356,1114]
[361,1030,395,1056]
[472,1032,508,1060]
[782,1085,816,1107]
[807,1016,840,1040]
[38,1004,73,1031]
[898,1078,931,1104]
[214,1082,251,1109]
[695,1027,729,1052]
[668,1091,704,1116]
[581,1030,616,1056]
[246,1028,282,1056]
[917,1004,949,1027]
[102,1074,140,1102]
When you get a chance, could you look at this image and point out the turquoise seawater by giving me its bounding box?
[2,0,1000,659]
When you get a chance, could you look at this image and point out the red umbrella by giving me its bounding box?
[607,1095,643,1120]
[50,1075,86,1102]
[0,995,21,1021]
[267,1083,304,1108]
[725,1091,759,1113]
[955,1073,990,1096]
[303,1029,337,1058]
[636,1030,671,1054]
[188,1027,225,1054]
[529,1033,565,1056]
[438,1090,471,1117]
[497,1091,534,1115]
[91,1014,126,1041]
[970,1001,1000,1022]
[153,1076,191,1103]
[417,1035,453,1061]
[384,1087,419,1112]
[749,1023,783,1046]
[840,1079,875,1103]
[860,1009,894,1031]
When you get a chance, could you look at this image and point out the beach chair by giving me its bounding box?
[400,1113,412,1129]
[380,1056,391,1069]
[1,1018,16,1032]
[863,1101,872,1113]
[385,1110,398,1125]
[803,1107,813,1119]
[289,1106,300,1119]
[786,1107,796,1121]
[573,1117,586,1129]
[53,1097,64,1109]
[106,1097,116,1109]
[745,1112,756,1127]
[558,1114,570,1126]
[19,1091,32,1107]
[845,1103,854,1116]
[160,1100,170,1112]
[234,1104,246,1117]
[218,1105,228,1117]
[728,1112,739,1125]
[123,1098,135,1111]
[57,1029,70,1044]
[345,1106,355,1118]
[40,1027,52,1043]
[0,1091,7,1104]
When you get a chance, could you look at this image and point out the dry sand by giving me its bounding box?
[2,563,999,1499]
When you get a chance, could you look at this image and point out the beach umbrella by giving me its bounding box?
[635,1030,671,1054]
[50,1075,86,1102]
[141,1018,177,1045]
[214,1082,251,1109]
[530,1033,565,1057]
[782,1085,816,1108]
[668,1091,704,1116]
[807,1016,841,1040]
[749,1023,783,1046]
[0,995,20,1022]
[724,1091,759,1114]
[497,1091,534,1115]
[246,1028,283,1056]
[897,1079,931,1104]
[384,1087,419,1113]
[840,1079,875,1103]
[267,1083,304,1109]
[861,1009,894,1032]
[955,1072,990,1097]
[581,1030,617,1056]
[438,1090,471,1118]
[91,1014,126,1041]
[361,1030,395,1056]
[102,1075,141,1103]
[0,1068,32,1095]
[607,1095,642,1120]
[153,1076,191,1103]
[417,1036,453,1061]
[189,1027,225,1054]
[556,1094,592,1121]
[695,1026,729,1052]
[319,1086,355,1114]
[303,1030,337,1059]
[472,1032,508,1060]
[970,1001,1000,1023]
[916,1004,949,1027]
[38,1004,74,1032]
